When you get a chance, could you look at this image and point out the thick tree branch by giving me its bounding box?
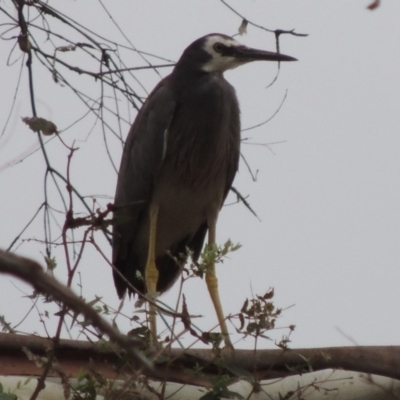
[0,332,399,386]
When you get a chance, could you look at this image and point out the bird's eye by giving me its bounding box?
[213,43,225,53]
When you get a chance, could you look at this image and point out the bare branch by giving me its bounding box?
[0,250,150,368]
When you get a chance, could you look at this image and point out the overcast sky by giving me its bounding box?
[0,0,399,350]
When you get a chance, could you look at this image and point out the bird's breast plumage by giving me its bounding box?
[162,73,241,191]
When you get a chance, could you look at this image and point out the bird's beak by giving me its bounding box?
[233,45,297,63]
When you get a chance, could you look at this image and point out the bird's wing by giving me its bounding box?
[112,79,177,295]
[223,141,240,203]
[222,87,241,205]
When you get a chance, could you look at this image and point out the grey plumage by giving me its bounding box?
[113,36,240,296]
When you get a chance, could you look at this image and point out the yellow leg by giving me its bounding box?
[145,205,159,346]
[206,217,234,353]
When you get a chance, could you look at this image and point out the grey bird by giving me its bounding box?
[112,33,296,350]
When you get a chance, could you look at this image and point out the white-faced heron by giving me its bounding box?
[112,33,296,350]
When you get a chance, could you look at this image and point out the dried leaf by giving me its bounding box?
[22,116,58,136]
[18,34,31,53]
[263,288,274,300]
[56,44,76,52]
[240,298,249,313]
[238,19,248,35]
[181,293,191,330]
[238,313,245,331]
[367,0,380,10]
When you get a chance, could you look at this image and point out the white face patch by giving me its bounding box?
[201,35,246,73]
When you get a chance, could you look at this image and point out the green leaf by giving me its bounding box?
[0,393,17,400]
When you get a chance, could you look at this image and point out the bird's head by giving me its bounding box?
[176,33,297,74]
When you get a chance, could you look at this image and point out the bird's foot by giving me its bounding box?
[221,340,235,358]
[146,337,163,354]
